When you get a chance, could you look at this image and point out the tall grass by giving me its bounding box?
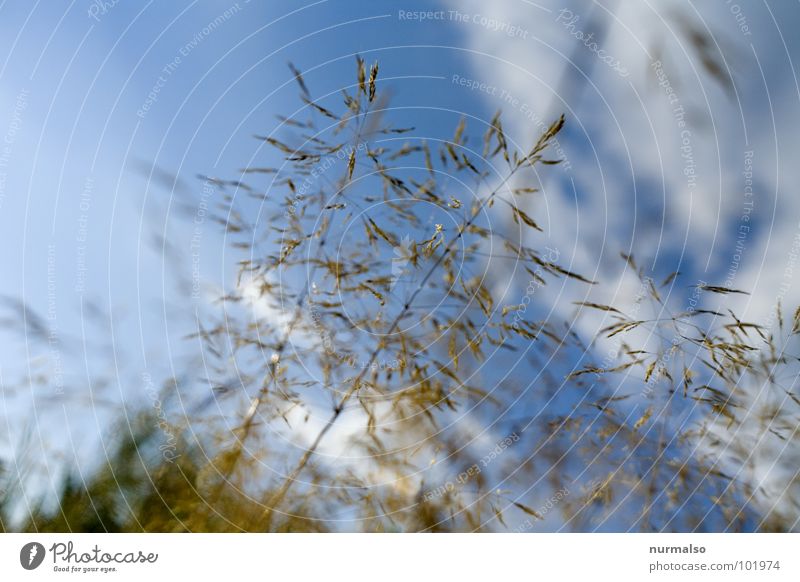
[2,59,798,532]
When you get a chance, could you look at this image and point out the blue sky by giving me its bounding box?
[1,0,799,531]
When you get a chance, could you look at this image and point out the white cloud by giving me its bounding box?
[443,0,800,528]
